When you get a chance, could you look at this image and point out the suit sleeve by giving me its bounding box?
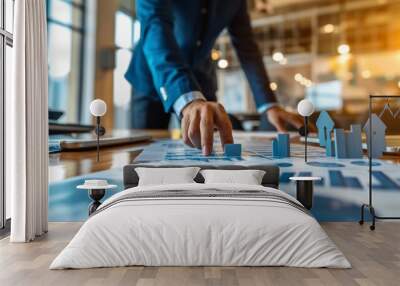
[227,0,277,108]
[137,0,201,112]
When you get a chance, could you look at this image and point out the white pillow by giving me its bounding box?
[135,167,201,186]
[200,169,266,185]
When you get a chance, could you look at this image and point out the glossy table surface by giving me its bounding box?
[49,130,171,183]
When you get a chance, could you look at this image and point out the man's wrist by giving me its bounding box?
[173,91,206,117]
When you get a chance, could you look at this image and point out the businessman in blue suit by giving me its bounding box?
[125,0,303,155]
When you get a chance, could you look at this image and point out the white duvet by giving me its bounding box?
[50,183,351,269]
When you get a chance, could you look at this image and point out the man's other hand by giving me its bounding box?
[181,100,233,155]
[266,105,315,132]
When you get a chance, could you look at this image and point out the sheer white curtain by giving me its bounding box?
[7,0,48,242]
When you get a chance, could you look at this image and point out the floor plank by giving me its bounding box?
[0,222,399,286]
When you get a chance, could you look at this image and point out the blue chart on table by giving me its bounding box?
[307,162,345,168]
[351,160,382,166]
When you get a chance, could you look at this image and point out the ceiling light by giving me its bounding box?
[321,24,335,34]
[270,82,278,91]
[217,59,228,69]
[361,70,371,79]
[279,58,288,65]
[294,73,303,82]
[211,49,221,61]
[272,52,284,62]
[338,44,350,55]
[295,74,312,87]
[305,80,313,88]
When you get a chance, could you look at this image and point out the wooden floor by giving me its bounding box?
[0,222,399,286]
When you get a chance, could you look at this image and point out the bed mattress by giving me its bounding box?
[50,183,351,269]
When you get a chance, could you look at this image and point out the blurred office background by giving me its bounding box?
[45,0,400,131]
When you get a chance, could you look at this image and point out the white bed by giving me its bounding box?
[50,183,351,269]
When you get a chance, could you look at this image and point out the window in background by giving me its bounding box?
[1,0,14,230]
[306,81,343,111]
[113,10,135,129]
[5,0,12,33]
[47,0,85,123]
[218,70,248,113]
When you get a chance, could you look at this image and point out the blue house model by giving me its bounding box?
[363,114,387,158]
[316,111,335,147]
[333,125,363,159]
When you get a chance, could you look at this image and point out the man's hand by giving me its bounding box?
[181,100,233,155]
[266,106,310,132]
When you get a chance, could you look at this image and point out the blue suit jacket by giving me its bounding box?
[125,0,277,112]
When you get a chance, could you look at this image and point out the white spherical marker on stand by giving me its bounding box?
[297,99,314,162]
[90,99,107,162]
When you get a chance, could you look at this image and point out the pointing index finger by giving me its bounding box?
[200,107,214,155]
[214,106,233,148]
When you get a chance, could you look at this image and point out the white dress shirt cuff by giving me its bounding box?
[173,91,206,117]
[257,102,279,114]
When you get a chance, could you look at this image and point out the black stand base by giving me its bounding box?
[296,181,313,210]
[359,204,376,231]
[88,189,105,216]
[359,204,400,231]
